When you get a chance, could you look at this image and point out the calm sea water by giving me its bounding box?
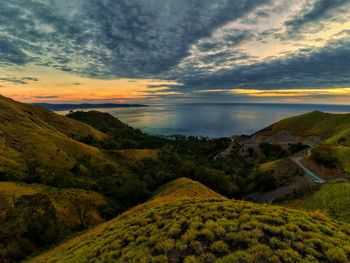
[57,103,350,138]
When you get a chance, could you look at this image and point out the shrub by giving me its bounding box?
[311,144,339,168]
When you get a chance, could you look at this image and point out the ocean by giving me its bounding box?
[57,103,350,138]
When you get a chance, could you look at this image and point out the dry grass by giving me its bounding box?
[0,182,107,229]
[30,178,350,263]
[282,178,350,223]
[116,149,159,160]
[0,95,116,182]
[261,111,350,139]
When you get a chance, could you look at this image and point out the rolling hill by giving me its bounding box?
[257,111,350,139]
[239,111,350,174]
[0,95,117,187]
[31,178,350,263]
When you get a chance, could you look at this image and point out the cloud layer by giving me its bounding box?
[1,0,350,100]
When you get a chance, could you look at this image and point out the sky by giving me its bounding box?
[1,0,350,104]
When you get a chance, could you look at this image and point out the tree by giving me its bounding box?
[71,197,95,229]
[311,144,339,168]
[15,193,60,246]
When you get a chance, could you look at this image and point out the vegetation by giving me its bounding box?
[257,111,350,172]
[0,193,60,262]
[311,144,339,168]
[260,111,350,139]
[288,142,309,154]
[0,182,107,262]
[259,143,288,162]
[31,178,350,263]
[282,179,350,223]
[3,96,350,262]
[0,95,116,188]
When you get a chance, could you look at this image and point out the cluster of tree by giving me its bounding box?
[288,142,309,154]
[311,143,339,168]
[259,143,288,162]
[0,194,61,262]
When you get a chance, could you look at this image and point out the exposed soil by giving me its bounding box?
[301,158,350,180]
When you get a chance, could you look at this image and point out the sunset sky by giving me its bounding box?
[1,0,350,104]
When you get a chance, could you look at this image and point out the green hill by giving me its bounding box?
[67,110,165,149]
[31,178,350,263]
[258,111,350,139]
[256,111,350,173]
[282,178,350,223]
[0,95,117,187]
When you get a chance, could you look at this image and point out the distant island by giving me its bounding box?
[34,103,149,111]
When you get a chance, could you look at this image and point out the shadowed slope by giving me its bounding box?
[31,178,350,263]
[0,181,107,229]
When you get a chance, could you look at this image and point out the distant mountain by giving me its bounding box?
[34,102,149,111]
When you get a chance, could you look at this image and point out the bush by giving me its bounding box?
[288,143,309,154]
[0,194,61,262]
[260,143,288,161]
[311,144,339,168]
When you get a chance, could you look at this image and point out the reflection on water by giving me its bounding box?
[57,103,350,138]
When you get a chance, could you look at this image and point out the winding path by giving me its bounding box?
[292,157,326,184]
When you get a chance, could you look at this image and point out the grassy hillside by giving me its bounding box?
[259,111,350,139]
[151,177,225,201]
[259,158,303,188]
[283,179,350,223]
[0,181,109,262]
[0,95,116,187]
[0,182,107,228]
[31,178,350,263]
[116,149,159,160]
[256,111,350,173]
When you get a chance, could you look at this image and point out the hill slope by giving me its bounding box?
[0,181,107,229]
[257,111,350,139]
[282,178,350,223]
[31,178,350,263]
[0,181,109,262]
[0,95,116,187]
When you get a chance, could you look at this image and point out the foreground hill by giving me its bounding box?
[31,178,350,263]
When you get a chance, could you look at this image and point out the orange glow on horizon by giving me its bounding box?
[0,66,180,103]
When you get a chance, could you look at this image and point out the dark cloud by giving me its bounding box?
[196,30,252,53]
[166,38,350,91]
[286,0,349,34]
[34,95,60,99]
[0,76,38,85]
[0,38,29,65]
[1,0,269,78]
[1,0,350,99]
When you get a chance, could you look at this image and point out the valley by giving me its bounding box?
[0,96,350,262]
